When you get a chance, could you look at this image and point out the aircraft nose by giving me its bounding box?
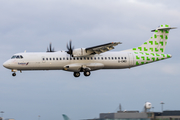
[3,61,10,68]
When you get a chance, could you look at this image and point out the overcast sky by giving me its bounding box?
[1,0,180,120]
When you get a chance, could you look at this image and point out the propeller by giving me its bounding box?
[66,40,74,57]
[47,43,55,52]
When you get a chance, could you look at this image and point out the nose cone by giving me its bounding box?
[3,60,11,69]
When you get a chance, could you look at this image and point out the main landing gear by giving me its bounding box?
[84,71,91,76]
[74,72,80,77]
[73,71,91,77]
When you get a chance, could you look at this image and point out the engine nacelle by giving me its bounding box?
[73,48,91,57]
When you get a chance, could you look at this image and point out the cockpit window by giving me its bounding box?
[11,55,24,59]
[11,56,16,59]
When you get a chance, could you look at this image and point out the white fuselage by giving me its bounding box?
[3,51,134,72]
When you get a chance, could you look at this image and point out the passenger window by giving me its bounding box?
[125,57,126,59]
[91,57,93,60]
[80,57,82,60]
[46,58,48,60]
[16,56,20,59]
[77,57,79,60]
[67,58,68,60]
[94,57,96,60]
[73,57,76,60]
[101,57,103,60]
[43,58,45,60]
[98,57,100,60]
[112,57,113,60]
[70,58,72,60]
[53,58,55,60]
[60,58,61,60]
[56,58,58,60]
[121,57,123,59]
[108,57,110,60]
[63,58,65,60]
[84,57,86,60]
[49,58,51,60]
[115,57,117,60]
[105,57,107,60]
[87,57,89,60]
[118,57,120,59]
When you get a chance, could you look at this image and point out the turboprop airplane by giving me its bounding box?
[3,25,176,77]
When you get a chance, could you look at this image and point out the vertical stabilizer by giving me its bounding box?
[126,25,176,53]
[62,114,70,120]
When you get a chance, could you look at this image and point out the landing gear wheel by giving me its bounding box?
[12,73,16,77]
[74,72,80,77]
[84,71,91,76]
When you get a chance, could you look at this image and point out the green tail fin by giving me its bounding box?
[128,25,176,53]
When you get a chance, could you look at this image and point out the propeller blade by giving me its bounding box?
[67,43,70,50]
[70,40,72,50]
[50,43,52,52]
[66,40,74,56]
[46,43,55,52]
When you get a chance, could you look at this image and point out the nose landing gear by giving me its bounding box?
[11,69,17,77]
[12,72,16,77]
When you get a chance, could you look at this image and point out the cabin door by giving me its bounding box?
[128,53,134,67]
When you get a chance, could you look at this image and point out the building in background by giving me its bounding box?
[86,102,180,120]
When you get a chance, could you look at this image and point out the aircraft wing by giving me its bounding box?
[85,42,121,54]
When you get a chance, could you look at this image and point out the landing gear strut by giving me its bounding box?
[84,71,91,76]
[12,73,16,77]
[74,72,80,77]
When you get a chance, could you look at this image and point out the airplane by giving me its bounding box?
[62,114,70,120]
[3,24,176,77]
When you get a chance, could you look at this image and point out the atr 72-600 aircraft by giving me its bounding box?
[3,25,176,77]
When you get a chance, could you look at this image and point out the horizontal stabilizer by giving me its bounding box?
[151,27,177,32]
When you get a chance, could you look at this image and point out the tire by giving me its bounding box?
[12,73,16,77]
[84,71,91,76]
[74,72,80,77]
